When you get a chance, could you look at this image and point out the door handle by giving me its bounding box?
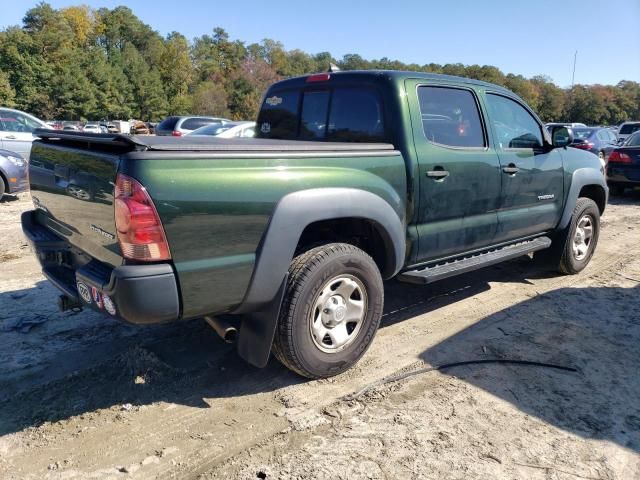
[426,169,450,179]
[4,135,17,140]
[502,164,519,175]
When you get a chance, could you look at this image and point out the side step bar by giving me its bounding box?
[397,236,552,285]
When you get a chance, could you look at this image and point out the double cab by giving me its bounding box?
[23,70,607,378]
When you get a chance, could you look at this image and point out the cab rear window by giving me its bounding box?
[257,87,386,142]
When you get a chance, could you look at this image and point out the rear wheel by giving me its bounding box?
[272,243,384,379]
[0,177,5,200]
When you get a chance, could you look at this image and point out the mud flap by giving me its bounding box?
[236,275,287,368]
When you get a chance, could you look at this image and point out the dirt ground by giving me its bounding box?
[0,192,639,480]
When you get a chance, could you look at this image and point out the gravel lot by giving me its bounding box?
[1,192,639,480]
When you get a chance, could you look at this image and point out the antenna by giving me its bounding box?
[571,50,577,88]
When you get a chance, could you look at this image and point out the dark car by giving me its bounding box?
[607,131,640,195]
[155,116,232,136]
[569,127,618,166]
[0,149,28,199]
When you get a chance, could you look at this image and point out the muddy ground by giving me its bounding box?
[0,192,639,480]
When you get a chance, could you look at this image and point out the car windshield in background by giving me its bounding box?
[257,87,385,142]
[188,124,231,136]
[625,132,640,146]
[620,124,640,135]
[573,128,595,140]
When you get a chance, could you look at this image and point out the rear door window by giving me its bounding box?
[417,87,485,148]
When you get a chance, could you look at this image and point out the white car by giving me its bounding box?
[0,107,49,161]
[83,124,102,133]
[187,121,255,138]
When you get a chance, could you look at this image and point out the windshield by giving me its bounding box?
[572,128,594,140]
[625,132,640,146]
[620,123,640,135]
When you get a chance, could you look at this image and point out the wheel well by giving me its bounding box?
[579,185,606,214]
[295,218,394,278]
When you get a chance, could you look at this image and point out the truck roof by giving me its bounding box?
[269,69,515,96]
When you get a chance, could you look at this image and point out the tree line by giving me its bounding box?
[1,3,638,125]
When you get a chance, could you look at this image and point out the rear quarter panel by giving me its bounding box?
[122,153,406,319]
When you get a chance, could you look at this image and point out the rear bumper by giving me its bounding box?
[22,210,180,324]
[607,167,640,186]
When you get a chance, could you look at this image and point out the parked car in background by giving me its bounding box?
[155,116,232,136]
[187,121,256,138]
[0,107,48,161]
[0,149,28,199]
[83,124,102,133]
[607,131,640,195]
[545,122,587,129]
[569,127,618,166]
[617,122,640,144]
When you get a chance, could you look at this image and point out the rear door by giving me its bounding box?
[482,92,564,242]
[406,81,502,262]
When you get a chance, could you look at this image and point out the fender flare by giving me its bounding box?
[234,188,406,368]
[558,167,608,231]
[237,187,406,314]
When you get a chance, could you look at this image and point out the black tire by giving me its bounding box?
[272,243,384,379]
[0,177,5,200]
[539,198,600,274]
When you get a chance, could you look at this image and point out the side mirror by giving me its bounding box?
[551,126,574,148]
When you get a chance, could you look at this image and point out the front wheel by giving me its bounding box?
[272,243,384,379]
[557,198,601,274]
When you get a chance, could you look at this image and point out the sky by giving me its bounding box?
[1,0,639,87]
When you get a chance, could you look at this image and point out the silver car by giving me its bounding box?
[0,149,28,199]
[155,116,232,136]
[0,107,48,161]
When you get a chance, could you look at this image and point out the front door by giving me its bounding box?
[0,109,40,161]
[482,93,564,242]
[407,82,502,263]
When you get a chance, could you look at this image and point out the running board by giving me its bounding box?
[397,236,552,285]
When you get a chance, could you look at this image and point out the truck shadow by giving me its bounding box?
[419,283,640,453]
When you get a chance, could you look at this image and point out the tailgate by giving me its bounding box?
[29,137,124,267]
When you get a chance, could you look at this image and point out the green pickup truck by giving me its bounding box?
[23,70,607,378]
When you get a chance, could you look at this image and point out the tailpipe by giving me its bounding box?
[204,316,238,343]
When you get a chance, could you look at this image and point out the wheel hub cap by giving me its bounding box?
[309,275,367,353]
[572,215,594,261]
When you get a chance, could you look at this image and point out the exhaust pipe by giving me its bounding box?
[204,316,238,343]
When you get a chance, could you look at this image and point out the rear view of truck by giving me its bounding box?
[23,131,180,324]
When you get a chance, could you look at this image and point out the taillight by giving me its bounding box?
[171,130,182,136]
[306,73,331,83]
[114,173,171,261]
[572,142,594,150]
[608,151,632,164]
